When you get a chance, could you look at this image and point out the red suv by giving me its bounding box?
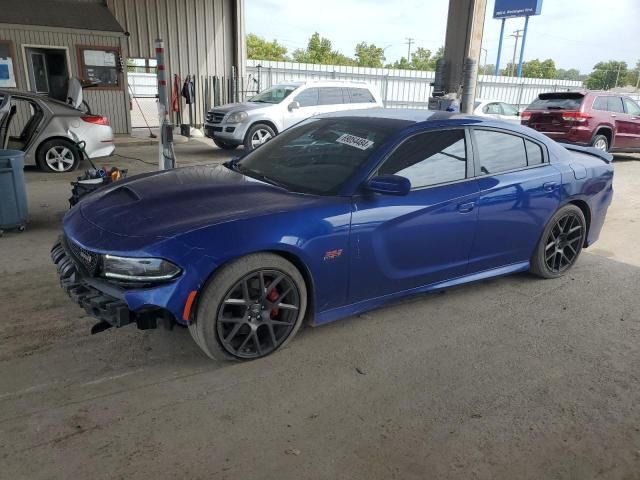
[521,91,640,152]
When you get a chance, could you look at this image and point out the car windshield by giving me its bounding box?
[248,86,297,104]
[233,117,410,195]
[529,93,584,110]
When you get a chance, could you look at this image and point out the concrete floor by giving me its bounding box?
[0,142,639,479]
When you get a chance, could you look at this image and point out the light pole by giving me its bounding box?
[481,47,488,74]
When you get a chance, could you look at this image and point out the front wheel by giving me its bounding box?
[530,204,586,279]
[244,123,275,151]
[189,253,307,361]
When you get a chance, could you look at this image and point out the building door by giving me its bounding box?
[25,47,69,101]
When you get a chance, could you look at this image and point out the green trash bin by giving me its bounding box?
[0,149,28,235]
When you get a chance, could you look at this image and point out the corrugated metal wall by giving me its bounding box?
[107,0,245,126]
[0,25,130,133]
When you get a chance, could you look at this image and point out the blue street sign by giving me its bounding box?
[493,0,543,18]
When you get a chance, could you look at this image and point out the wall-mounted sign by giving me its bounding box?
[0,41,17,88]
[78,46,121,87]
[493,0,543,18]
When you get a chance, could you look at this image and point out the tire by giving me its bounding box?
[243,123,276,151]
[37,139,81,173]
[591,134,609,152]
[530,204,587,279]
[213,138,239,150]
[189,253,307,361]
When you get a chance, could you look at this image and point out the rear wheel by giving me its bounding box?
[213,138,238,150]
[37,139,81,173]
[189,253,307,361]
[591,134,609,152]
[530,204,586,279]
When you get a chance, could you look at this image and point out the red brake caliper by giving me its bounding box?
[267,286,280,319]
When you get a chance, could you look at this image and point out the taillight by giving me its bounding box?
[561,111,591,122]
[520,111,532,120]
[81,115,110,126]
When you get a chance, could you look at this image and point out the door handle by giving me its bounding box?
[543,181,558,192]
[458,202,475,213]
[610,114,617,118]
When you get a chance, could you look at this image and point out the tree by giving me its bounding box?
[556,68,584,81]
[354,42,385,68]
[478,64,496,75]
[585,60,628,90]
[292,32,355,66]
[386,46,443,71]
[501,58,556,78]
[246,34,288,61]
[624,60,640,88]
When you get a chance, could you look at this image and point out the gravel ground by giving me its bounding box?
[0,143,638,480]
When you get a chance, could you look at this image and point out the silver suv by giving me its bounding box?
[204,81,383,150]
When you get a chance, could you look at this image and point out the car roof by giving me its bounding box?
[317,107,473,123]
[273,80,372,89]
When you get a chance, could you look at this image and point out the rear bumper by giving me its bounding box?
[526,125,593,145]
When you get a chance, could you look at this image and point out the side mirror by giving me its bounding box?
[366,174,411,196]
[288,101,300,112]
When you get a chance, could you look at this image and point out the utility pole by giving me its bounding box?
[405,37,414,62]
[481,47,488,74]
[614,63,621,89]
[509,29,523,77]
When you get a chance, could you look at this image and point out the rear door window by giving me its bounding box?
[294,88,319,107]
[379,129,467,188]
[349,87,375,103]
[474,130,528,175]
[318,87,346,106]
[593,96,608,111]
[529,94,584,110]
[483,103,502,114]
[607,97,625,113]
[525,139,544,165]
[500,103,519,116]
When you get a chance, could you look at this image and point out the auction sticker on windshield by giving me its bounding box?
[336,133,374,151]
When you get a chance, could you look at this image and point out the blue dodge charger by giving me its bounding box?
[52,109,614,360]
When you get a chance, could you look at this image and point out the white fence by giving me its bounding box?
[247,59,584,109]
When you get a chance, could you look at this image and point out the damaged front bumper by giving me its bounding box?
[51,237,175,333]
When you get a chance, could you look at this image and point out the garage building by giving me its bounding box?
[0,0,246,133]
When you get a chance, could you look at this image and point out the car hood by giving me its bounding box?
[209,101,277,113]
[78,165,316,237]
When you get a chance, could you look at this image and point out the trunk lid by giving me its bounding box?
[523,92,586,133]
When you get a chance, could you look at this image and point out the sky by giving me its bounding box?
[246,0,640,73]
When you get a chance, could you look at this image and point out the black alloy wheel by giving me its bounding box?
[531,204,587,278]
[217,269,300,359]
[544,212,584,274]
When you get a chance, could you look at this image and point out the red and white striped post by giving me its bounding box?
[155,38,175,170]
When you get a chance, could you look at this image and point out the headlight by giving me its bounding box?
[226,111,248,123]
[101,255,181,282]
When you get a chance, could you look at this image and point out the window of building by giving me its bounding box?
[77,45,122,88]
[379,129,467,188]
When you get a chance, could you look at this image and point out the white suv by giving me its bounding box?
[204,81,383,150]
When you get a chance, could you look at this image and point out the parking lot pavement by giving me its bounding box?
[0,145,638,479]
